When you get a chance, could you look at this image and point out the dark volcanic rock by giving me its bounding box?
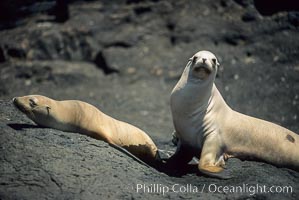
[94,51,119,74]
[241,11,258,22]
[1,100,299,200]
[0,46,5,62]
[7,47,26,58]
[48,0,70,23]
[288,12,299,27]
[0,101,164,200]
[0,0,56,30]
[254,0,299,15]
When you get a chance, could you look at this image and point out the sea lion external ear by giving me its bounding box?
[212,58,220,68]
[46,105,51,114]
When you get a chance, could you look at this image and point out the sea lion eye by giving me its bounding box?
[29,98,37,107]
[189,56,198,65]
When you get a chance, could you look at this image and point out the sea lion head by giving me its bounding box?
[13,95,54,126]
[188,50,219,80]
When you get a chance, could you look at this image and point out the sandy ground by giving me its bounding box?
[0,0,299,199]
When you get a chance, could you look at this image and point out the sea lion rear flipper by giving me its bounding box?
[163,141,194,175]
[166,141,193,167]
[108,143,151,168]
[171,131,179,146]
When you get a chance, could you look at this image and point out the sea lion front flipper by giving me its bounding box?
[198,166,232,179]
[198,134,232,179]
[166,140,193,166]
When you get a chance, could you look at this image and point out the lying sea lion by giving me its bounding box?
[13,95,161,167]
[168,50,299,178]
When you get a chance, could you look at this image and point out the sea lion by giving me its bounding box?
[13,95,161,167]
[168,50,299,179]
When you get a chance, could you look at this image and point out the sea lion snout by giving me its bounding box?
[12,96,42,115]
[12,96,29,114]
[12,97,21,105]
[12,97,21,107]
[193,51,219,66]
[189,51,221,80]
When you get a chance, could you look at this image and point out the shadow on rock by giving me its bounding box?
[7,123,42,131]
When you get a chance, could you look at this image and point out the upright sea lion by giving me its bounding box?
[168,50,299,178]
[13,95,161,167]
